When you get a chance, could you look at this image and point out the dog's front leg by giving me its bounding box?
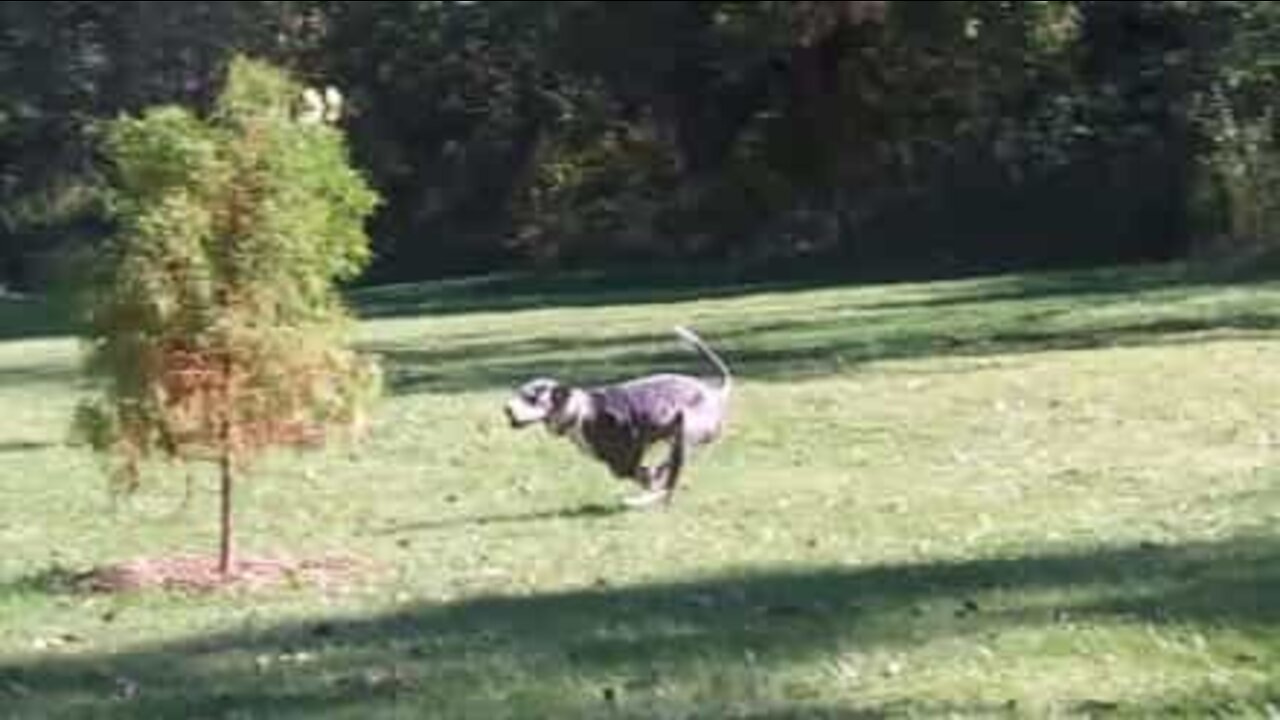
[622,465,667,508]
[625,417,687,509]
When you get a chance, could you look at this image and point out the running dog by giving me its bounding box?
[504,326,732,507]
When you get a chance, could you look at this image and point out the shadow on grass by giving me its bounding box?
[1115,686,1280,720]
[0,361,79,390]
[0,296,70,341]
[372,308,1280,396]
[350,263,1280,396]
[348,263,1247,321]
[2,533,1277,717]
[0,440,56,453]
[0,565,92,598]
[350,269,817,320]
[370,502,628,535]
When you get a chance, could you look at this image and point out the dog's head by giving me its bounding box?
[505,378,575,431]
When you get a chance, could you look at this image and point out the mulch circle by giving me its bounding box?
[77,553,371,595]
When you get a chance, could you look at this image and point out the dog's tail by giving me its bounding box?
[674,325,732,395]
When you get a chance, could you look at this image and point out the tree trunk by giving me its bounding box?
[218,346,236,577]
[218,444,235,575]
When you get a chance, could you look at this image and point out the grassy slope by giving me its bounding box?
[1,263,1279,718]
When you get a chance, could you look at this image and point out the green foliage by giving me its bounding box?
[1183,2,1280,254]
[1198,106,1280,246]
[13,1,1280,281]
[515,114,682,266]
[74,56,381,493]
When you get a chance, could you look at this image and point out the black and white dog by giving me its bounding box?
[504,326,732,507]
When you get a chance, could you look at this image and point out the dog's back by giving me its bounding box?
[595,374,704,432]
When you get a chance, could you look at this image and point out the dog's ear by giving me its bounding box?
[551,385,570,408]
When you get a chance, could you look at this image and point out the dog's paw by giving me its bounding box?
[622,490,670,509]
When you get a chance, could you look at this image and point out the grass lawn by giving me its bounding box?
[2,262,1280,718]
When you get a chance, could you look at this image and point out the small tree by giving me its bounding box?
[74,56,381,576]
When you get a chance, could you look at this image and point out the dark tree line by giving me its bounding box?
[3,1,1280,289]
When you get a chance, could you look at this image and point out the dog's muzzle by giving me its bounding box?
[505,399,544,428]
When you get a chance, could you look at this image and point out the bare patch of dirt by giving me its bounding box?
[78,554,371,595]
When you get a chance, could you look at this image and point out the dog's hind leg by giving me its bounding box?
[623,418,687,509]
[654,413,687,506]
[623,412,693,509]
